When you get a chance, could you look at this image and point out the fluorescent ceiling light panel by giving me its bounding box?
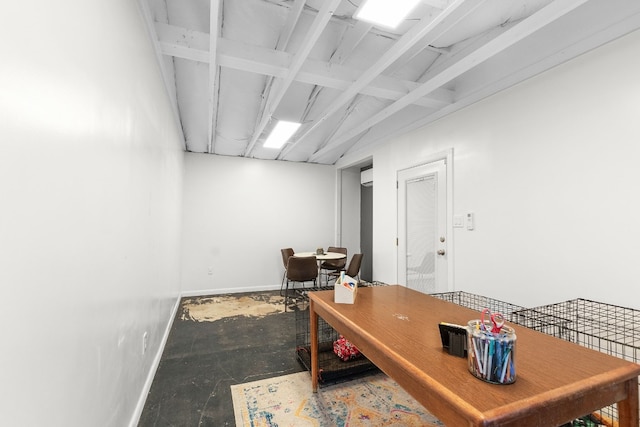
[263,120,301,149]
[355,0,421,29]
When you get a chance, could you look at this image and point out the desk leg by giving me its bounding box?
[310,300,318,392]
[617,378,639,427]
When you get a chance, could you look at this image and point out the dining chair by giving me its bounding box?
[284,255,317,310]
[320,246,347,285]
[329,253,363,285]
[280,248,295,296]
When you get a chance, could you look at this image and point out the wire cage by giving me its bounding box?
[296,286,639,423]
[430,290,526,322]
[294,283,387,383]
[511,298,640,425]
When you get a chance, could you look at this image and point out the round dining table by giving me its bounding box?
[294,251,346,285]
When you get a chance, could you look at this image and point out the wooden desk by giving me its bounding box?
[309,285,640,427]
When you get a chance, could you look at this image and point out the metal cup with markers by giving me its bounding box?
[467,309,517,385]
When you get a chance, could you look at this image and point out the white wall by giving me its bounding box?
[0,1,184,426]
[360,29,640,309]
[181,153,335,294]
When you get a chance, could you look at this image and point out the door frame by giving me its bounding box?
[397,149,454,291]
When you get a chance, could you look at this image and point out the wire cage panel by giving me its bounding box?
[295,287,639,423]
[511,309,574,342]
[294,284,387,383]
[430,291,525,323]
[512,298,640,425]
[513,299,640,361]
[432,293,640,424]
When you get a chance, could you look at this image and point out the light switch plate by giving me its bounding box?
[453,215,464,228]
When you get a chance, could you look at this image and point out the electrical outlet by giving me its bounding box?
[207,267,213,275]
[142,332,148,355]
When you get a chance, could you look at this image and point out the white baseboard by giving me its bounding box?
[128,295,182,427]
[181,283,281,297]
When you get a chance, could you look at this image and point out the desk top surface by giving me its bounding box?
[309,285,640,426]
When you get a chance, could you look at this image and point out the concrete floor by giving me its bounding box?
[138,290,304,426]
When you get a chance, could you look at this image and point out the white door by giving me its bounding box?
[398,160,448,294]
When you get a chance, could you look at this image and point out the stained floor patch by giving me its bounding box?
[180,294,286,322]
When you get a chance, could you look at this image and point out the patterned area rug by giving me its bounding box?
[231,371,443,426]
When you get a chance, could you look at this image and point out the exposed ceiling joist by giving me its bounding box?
[310,0,590,162]
[276,0,306,50]
[280,0,483,159]
[329,20,372,64]
[155,23,209,62]
[207,0,221,153]
[247,0,305,157]
[243,0,343,157]
[154,22,453,109]
[299,18,376,147]
[142,0,640,164]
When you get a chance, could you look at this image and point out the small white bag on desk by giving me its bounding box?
[334,272,357,304]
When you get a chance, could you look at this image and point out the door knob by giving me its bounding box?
[437,249,446,256]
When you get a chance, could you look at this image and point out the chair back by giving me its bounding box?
[281,248,294,268]
[325,246,347,269]
[287,256,318,282]
[345,254,363,278]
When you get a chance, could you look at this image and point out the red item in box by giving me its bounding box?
[333,335,361,361]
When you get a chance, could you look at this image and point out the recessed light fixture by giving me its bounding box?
[263,120,301,149]
[355,0,421,29]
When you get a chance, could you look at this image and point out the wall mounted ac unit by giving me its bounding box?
[361,168,373,187]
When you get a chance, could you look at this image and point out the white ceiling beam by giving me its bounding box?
[280,0,483,159]
[300,58,452,108]
[302,19,373,113]
[218,38,291,75]
[158,40,209,62]
[309,0,591,162]
[299,19,373,135]
[247,0,305,157]
[360,5,640,162]
[293,1,444,55]
[329,20,373,64]
[243,0,343,157]
[155,22,209,61]
[275,0,305,50]
[154,23,453,108]
[207,0,221,153]
[384,42,437,76]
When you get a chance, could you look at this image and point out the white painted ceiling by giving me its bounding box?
[140,0,640,165]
